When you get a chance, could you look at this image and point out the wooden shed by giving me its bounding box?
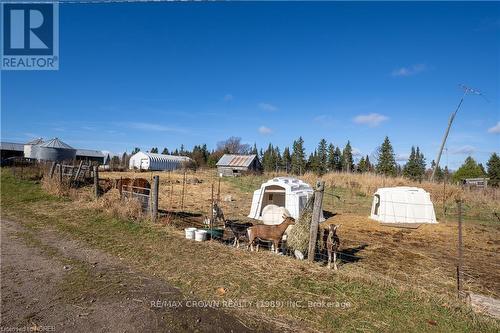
[216,154,262,177]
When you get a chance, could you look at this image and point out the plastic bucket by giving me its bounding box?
[185,227,197,240]
[195,229,208,242]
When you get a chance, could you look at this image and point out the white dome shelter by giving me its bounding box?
[129,151,193,171]
[370,187,437,227]
[248,177,325,223]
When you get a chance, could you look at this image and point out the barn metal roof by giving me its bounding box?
[39,138,75,150]
[216,154,257,167]
[131,151,193,162]
[76,149,105,158]
[0,142,24,151]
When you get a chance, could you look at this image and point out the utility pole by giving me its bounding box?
[431,85,487,182]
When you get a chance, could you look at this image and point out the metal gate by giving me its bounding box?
[121,185,151,212]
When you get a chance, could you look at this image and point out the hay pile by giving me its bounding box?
[286,194,315,254]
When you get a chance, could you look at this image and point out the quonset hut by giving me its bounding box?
[128,151,193,171]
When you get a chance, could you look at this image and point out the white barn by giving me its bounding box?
[129,151,192,171]
[370,187,437,226]
[248,177,325,223]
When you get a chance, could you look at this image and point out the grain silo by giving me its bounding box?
[24,138,44,158]
[35,138,76,162]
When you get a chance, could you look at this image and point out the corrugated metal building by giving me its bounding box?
[0,142,24,161]
[1,138,105,164]
[129,151,193,171]
[216,154,262,177]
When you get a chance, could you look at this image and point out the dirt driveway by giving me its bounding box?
[0,219,279,332]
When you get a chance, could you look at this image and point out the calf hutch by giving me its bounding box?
[216,154,261,177]
[129,151,193,171]
[248,177,325,223]
[370,187,437,227]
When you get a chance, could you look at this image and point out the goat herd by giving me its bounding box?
[99,177,341,270]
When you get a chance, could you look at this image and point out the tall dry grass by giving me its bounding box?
[301,172,499,211]
[87,190,145,220]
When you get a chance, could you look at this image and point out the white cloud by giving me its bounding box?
[391,64,427,77]
[223,94,233,102]
[258,126,272,135]
[353,113,388,127]
[487,121,500,134]
[396,153,409,162]
[258,103,278,112]
[119,122,187,133]
[451,145,476,155]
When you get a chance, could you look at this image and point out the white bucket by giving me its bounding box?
[194,229,208,242]
[185,227,197,240]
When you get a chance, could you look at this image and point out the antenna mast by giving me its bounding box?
[430,84,487,182]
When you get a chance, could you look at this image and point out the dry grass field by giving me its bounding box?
[100,169,500,299]
[3,168,500,331]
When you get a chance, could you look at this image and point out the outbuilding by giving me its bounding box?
[129,151,192,171]
[370,187,437,227]
[248,177,324,222]
[216,154,262,177]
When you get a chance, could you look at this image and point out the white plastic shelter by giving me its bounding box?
[129,151,192,171]
[248,177,324,223]
[370,187,437,225]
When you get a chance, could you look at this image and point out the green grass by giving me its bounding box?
[1,168,499,332]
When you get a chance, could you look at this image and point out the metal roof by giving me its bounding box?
[132,151,193,162]
[25,138,44,145]
[39,138,75,150]
[0,142,24,151]
[216,154,257,167]
[76,149,105,158]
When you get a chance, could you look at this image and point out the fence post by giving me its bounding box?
[308,181,325,262]
[73,160,84,186]
[181,170,186,211]
[58,164,63,185]
[457,199,463,298]
[151,175,159,222]
[49,162,56,179]
[93,166,100,199]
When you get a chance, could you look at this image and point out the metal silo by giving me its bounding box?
[24,138,44,158]
[35,138,76,162]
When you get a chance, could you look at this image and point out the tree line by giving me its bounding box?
[104,136,499,187]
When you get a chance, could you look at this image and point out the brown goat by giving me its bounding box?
[326,224,341,270]
[247,215,295,253]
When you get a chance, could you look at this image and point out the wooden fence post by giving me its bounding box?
[308,181,325,262]
[457,199,463,298]
[73,160,84,186]
[151,175,159,222]
[58,164,63,185]
[181,170,186,211]
[93,166,100,198]
[49,162,56,179]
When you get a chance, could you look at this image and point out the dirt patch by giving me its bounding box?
[0,219,283,332]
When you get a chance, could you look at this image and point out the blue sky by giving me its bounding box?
[1,1,499,169]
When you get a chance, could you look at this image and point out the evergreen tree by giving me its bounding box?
[307,150,320,174]
[452,156,486,183]
[180,144,185,155]
[487,153,500,187]
[132,147,140,154]
[121,152,129,168]
[403,146,418,180]
[334,147,343,171]
[161,147,169,155]
[251,143,258,155]
[150,147,158,153]
[430,160,444,182]
[291,137,306,175]
[110,155,120,170]
[282,147,292,173]
[342,141,354,172]
[317,139,328,175]
[365,155,372,172]
[375,136,397,176]
[262,143,276,172]
[357,156,368,173]
[104,154,110,165]
[327,143,336,171]
[274,146,282,172]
